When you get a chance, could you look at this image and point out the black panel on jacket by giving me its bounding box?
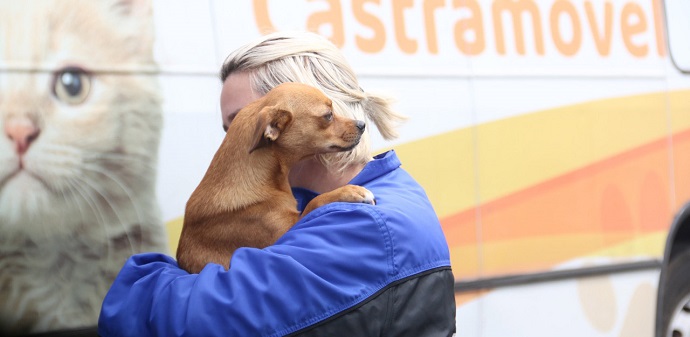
[290,267,456,337]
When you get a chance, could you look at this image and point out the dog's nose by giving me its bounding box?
[356,120,366,131]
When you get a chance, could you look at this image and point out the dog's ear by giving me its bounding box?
[249,107,293,153]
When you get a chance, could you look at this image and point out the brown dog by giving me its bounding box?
[177,82,374,274]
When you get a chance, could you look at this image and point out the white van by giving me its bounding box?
[1,0,689,336]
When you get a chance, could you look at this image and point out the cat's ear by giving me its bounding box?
[104,0,155,57]
[108,0,152,17]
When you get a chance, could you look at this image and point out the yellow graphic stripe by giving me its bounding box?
[395,90,690,219]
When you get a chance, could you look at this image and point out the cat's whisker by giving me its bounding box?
[61,177,115,261]
[77,163,144,218]
[68,174,137,256]
[61,177,140,302]
[64,176,102,218]
[59,180,89,226]
[64,176,122,260]
[73,164,147,253]
[30,144,85,188]
[63,176,110,239]
[41,143,157,172]
[39,142,82,156]
[81,151,158,172]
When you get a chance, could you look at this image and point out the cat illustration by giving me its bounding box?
[0,0,168,334]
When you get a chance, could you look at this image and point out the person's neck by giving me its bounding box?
[288,157,366,194]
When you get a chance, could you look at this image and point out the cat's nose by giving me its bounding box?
[5,117,40,155]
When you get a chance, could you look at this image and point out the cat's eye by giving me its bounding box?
[53,67,91,105]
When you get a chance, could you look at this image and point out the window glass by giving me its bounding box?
[665,0,690,72]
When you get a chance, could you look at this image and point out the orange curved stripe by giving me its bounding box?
[441,129,690,279]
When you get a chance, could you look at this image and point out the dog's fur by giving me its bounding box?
[177,82,374,274]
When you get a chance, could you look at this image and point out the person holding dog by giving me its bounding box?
[99,31,456,337]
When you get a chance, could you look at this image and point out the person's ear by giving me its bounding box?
[249,107,293,153]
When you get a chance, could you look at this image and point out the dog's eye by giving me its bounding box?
[323,111,333,122]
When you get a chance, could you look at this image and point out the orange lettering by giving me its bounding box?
[392,0,417,54]
[651,0,666,56]
[353,0,386,53]
[453,0,485,55]
[550,0,581,56]
[307,0,345,47]
[584,1,613,56]
[621,2,648,57]
[492,0,544,55]
[424,0,446,54]
[253,0,276,34]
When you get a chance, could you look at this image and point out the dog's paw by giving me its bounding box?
[359,188,376,205]
[301,185,376,217]
[336,185,376,205]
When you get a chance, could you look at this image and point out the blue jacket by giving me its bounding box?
[98,151,455,337]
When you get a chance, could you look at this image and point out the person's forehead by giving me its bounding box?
[221,73,258,112]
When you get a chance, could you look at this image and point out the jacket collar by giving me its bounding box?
[292,150,400,211]
[349,150,401,186]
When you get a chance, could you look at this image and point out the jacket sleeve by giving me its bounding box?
[98,204,395,337]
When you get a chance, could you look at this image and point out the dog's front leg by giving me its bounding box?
[300,185,375,218]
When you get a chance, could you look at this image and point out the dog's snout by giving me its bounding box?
[356,120,366,131]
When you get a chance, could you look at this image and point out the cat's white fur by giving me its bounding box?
[0,0,168,333]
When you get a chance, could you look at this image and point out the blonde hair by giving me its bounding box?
[220,31,407,172]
